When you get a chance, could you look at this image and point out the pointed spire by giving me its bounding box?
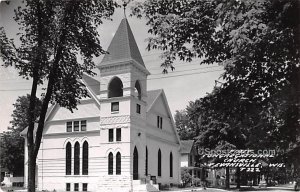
[99,18,146,68]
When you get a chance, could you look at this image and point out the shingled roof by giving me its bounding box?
[99,18,145,67]
[146,89,162,111]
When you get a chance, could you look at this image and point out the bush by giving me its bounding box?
[193,178,201,186]
[181,168,192,187]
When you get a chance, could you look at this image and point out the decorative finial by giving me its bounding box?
[123,1,127,18]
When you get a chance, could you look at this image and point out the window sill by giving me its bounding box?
[111,111,119,114]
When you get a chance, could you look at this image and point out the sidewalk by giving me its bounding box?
[163,187,229,192]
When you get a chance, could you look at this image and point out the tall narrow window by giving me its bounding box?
[136,104,141,114]
[145,147,148,176]
[66,122,72,132]
[81,120,87,131]
[157,116,163,129]
[82,183,88,191]
[66,183,71,191]
[116,128,121,141]
[82,141,88,175]
[74,142,80,175]
[109,129,114,142]
[74,183,79,191]
[133,147,138,180]
[66,142,71,175]
[158,149,161,177]
[170,152,173,177]
[74,121,79,131]
[116,152,121,175]
[160,117,163,128]
[108,152,113,175]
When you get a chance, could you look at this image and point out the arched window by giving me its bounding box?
[116,152,121,175]
[74,142,80,175]
[66,142,71,175]
[133,146,138,180]
[82,141,88,175]
[170,152,173,177]
[134,81,141,100]
[108,152,113,175]
[108,77,123,98]
[158,149,161,177]
[145,147,148,176]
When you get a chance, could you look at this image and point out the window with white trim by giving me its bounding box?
[66,120,87,132]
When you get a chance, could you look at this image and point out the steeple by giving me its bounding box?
[99,18,146,68]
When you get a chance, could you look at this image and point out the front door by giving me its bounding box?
[133,146,138,180]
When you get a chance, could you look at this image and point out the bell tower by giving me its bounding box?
[97,17,150,189]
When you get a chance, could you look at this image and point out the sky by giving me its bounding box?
[0,1,224,133]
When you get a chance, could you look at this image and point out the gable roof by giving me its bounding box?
[146,89,162,111]
[180,140,194,154]
[99,18,145,68]
[82,74,100,95]
[146,89,181,145]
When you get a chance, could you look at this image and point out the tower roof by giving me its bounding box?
[99,18,145,67]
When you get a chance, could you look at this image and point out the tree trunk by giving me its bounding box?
[236,167,241,188]
[28,147,36,192]
[225,167,230,189]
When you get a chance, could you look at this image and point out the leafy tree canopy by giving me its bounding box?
[0,1,118,191]
[0,94,41,176]
[131,0,300,103]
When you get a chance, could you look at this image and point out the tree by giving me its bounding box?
[174,110,190,140]
[181,167,192,187]
[0,95,42,176]
[132,0,300,184]
[0,1,118,192]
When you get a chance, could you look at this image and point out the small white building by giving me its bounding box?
[21,18,181,192]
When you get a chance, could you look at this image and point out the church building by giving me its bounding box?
[21,18,181,192]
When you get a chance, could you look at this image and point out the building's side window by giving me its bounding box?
[158,149,161,177]
[82,141,88,175]
[74,142,80,175]
[116,128,121,141]
[66,122,72,132]
[66,120,87,132]
[66,183,71,191]
[81,120,87,131]
[170,152,173,177]
[145,147,148,176]
[111,102,119,112]
[108,152,113,175]
[66,142,72,175]
[136,104,141,114]
[74,121,79,131]
[109,129,114,142]
[116,152,121,175]
[82,183,88,192]
[189,154,193,166]
[74,183,79,191]
[157,116,163,129]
